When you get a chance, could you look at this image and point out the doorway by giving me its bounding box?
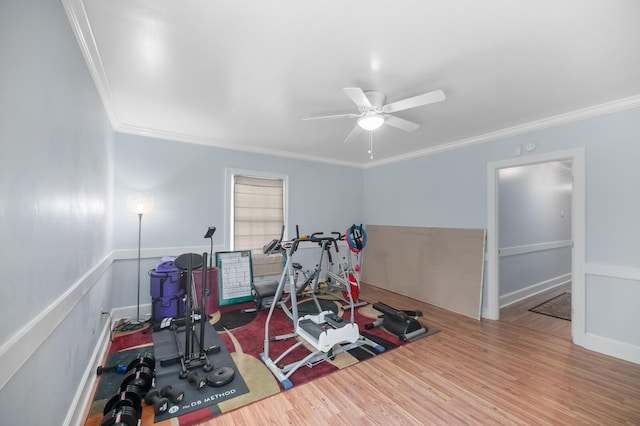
[485,148,586,346]
[496,161,573,339]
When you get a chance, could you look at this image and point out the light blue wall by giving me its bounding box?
[587,275,640,347]
[113,133,363,309]
[115,133,362,249]
[0,1,114,425]
[365,108,640,264]
[499,163,572,247]
[363,107,640,353]
[500,248,571,296]
[363,145,489,228]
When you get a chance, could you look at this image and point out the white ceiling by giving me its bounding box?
[64,0,640,167]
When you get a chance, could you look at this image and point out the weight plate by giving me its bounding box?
[207,366,235,387]
[102,390,141,416]
[126,352,155,372]
[99,406,138,426]
[120,366,153,393]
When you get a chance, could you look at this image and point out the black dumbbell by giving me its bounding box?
[126,352,155,372]
[103,385,142,417]
[120,366,153,394]
[187,371,206,389]
[96,363,127,376]
[99,406,138,426]
[161,384,185,404]
[144,389,170,415]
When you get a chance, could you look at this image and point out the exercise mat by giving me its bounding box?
[212,309,257,331]
[296,298,339,317]
[152,322,249,422]
[86,301,439,425]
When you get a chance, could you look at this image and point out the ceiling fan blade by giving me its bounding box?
[384,115,421,132]
[343,123,363,143]
[343,87,372,109]
[382,89,446,113]
[302,113,358,121]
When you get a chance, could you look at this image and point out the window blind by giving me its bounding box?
[233,175,284,277]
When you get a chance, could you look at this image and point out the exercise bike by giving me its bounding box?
[320,225,367,311]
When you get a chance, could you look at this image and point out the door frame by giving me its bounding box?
[485,147,585,346]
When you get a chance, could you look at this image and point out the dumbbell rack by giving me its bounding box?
[97,351,190,425]
[159,252,215,378]
[99,353,160,426]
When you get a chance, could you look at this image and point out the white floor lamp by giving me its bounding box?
[127,195,154,327]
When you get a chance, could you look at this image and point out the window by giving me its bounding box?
[230,173,286,278]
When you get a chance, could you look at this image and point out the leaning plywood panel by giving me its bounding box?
[361,225,485,320]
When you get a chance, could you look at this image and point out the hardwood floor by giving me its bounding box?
[499,283,572,340]
[204,283,640,425]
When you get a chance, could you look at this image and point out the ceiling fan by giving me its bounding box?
[303,87,446,145]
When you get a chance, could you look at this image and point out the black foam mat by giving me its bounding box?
[152,322,249,422]
[213,309,257,331]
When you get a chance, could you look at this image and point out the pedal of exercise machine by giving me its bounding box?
[297,311,360,352]
[365,301,428,341]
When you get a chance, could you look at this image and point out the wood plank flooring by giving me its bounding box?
[203,283,640,425]
[499,283,572,340]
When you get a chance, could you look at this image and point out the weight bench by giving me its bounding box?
[251,261,306,311]
[365,301,428,341]
[251,279,279,310]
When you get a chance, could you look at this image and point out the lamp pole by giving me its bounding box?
[126,194,153,328]
[136,212,143,322]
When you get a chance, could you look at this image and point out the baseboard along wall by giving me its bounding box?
[499,273,572,308]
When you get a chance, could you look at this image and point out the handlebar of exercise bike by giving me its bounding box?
[263,225,346,257]
[286,234,337,256]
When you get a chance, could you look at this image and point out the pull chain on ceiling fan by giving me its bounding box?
[368,131,374,160]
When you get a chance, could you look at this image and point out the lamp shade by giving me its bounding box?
[127,195,154,215]
[357,114,384,131]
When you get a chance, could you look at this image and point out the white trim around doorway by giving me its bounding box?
[485,147,586,347]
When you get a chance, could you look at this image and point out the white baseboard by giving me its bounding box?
[584,333,640,365]
[111,303,152,323]
[65,302,153,425]
[66,317,112,426]
[499,273,571,308]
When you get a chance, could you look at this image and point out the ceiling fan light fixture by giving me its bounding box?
[357,114,384,131]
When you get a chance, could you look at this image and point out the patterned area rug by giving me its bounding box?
[85,298,438,425]
[529,292,571,321]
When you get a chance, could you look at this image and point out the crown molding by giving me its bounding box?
[62,0,122,129]
[364,94,640,168]
[117,123,365,169]
[122,94,640,170]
